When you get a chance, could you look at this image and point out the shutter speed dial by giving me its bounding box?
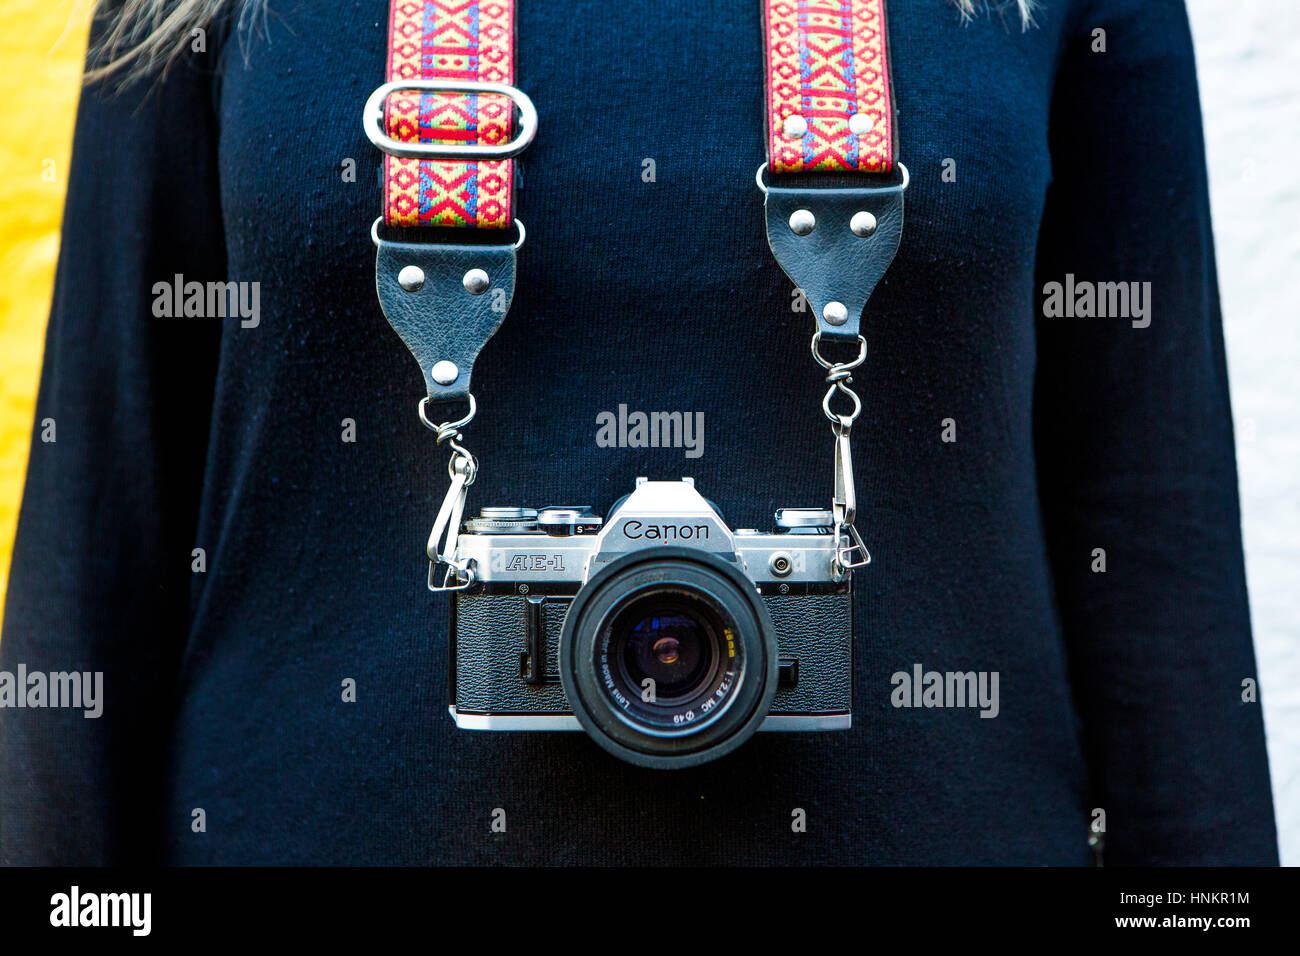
[537,506,603,536]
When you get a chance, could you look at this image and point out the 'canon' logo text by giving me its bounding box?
[621,521,710,541]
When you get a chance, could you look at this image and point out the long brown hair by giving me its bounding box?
[86,0,1038,85]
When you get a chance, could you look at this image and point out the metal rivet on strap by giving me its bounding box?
[783,115,808,138]
[432,360,460,386]
[824,302,849,326]
[462,269,490,295]
[789,209,816,236]
[848,113,874,136]
[850,211,878,237]
[398,265,425,292]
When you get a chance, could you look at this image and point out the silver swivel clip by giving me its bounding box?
[812,333,871,574]
[420,395,480,592]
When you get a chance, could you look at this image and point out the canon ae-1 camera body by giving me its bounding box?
[447,477,851,768]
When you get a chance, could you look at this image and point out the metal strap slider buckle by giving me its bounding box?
[363,80,538,160]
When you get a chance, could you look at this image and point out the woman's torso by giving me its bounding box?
[170,0,1090,864]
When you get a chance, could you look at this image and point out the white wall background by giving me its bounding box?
[1185,0,1300,866]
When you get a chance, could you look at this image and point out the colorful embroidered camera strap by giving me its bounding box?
[762,0,897,175]
[381,0,518,229]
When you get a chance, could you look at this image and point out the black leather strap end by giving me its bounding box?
[764,180,904,341]
[375,238,516,401]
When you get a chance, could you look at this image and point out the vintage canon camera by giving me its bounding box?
[447,477,852,768]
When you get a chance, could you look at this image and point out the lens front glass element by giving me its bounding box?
[622,609,716,699]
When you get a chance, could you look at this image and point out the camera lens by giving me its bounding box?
[559,548,779,769]
[604,595,730,731]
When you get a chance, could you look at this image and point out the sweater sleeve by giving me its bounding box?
[1033,0,1277,863]
[0,28,225,864]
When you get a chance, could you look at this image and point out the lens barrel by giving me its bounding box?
[559,547,779,768]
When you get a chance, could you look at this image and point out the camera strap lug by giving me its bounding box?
[758,166,907,342]
[373,229,520,404]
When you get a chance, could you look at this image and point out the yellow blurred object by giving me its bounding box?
[0,1,94,633]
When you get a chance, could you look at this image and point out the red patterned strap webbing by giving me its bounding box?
[383,0,516,229]
[763,0,896,175]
